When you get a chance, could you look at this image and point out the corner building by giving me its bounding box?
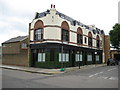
[29,5,105,68]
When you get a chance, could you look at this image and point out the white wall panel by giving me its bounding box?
[30,30,34,41]
[70,32,77,43]
[44,27,61,40]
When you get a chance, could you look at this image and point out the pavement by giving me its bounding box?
[0,64,106,75]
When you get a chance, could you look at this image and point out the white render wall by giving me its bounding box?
[30,8,103,50]
[30,30,34,41]
[72,32,77,44]
[44,27,61,40]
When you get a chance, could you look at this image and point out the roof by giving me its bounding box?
[2,36,28,44]
[34,10,50,19]
[35,9,105,35]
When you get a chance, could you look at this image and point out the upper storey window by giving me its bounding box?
[77,27,83,44]
[88,32,92,47]
[61,21,69,42]
[62,29,69,41]
[77,34,82,44]
[35,29,43,40]
[34,20,44,41]
[96,35,100,48]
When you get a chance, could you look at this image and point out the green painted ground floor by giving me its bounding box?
[30,43,103,68]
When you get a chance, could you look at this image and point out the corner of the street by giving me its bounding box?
[0,63,106,75]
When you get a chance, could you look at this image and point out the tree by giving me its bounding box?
[109,23,120,49]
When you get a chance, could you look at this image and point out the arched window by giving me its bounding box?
[96,35,100,48]
[61,21,69,42]
[77,27,83,44]
[34,20,44,41]
[88,32,92,47]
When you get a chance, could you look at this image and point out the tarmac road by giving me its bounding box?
[2,65,119,88]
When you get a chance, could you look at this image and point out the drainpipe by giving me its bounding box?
[79,55,80,69]
[60,45,64,71]
[95,51,97,67]
[62,46,63,68]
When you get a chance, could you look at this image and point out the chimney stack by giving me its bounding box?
[51,4,55,8]
[54,5,55,8]
[51,4,52,8]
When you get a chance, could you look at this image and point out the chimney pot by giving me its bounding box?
[51,4,53,8]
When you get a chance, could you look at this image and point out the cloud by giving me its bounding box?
[0,0,33,45]
[0,0,119,46]
[0,30,27,45]
[0,16,29,44]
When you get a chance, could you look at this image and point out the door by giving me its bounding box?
[114,54,120,61]
[71,50,75,67]
[31,49,37,67]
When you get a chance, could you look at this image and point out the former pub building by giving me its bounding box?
[29,5,106,68]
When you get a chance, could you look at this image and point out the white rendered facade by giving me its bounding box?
[30,7,104,50]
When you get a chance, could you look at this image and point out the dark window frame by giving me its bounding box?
[77,34,83,44]
[84,37,87,44]
[96,40,100,48]
[34,28,43,41]
[61,29,69,42]
[88,37,92,47]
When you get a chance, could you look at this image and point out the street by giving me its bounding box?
[2,65,119,88]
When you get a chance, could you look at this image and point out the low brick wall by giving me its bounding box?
[2,52,29,67]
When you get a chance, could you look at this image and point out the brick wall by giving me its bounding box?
[2,38,29,67]
[104,35,110,62]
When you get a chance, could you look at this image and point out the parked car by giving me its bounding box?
[115,59,119,65]
[107,58,116,66]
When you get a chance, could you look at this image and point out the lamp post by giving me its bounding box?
[118,41,120,64]
[95,51,97,67]
[60,45,64,71]
[78,52,80,69]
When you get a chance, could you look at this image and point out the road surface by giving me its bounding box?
[2,65,119,88]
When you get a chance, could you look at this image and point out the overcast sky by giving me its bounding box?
[0,0,119,45]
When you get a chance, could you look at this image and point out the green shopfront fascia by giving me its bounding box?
[30,43,103,68]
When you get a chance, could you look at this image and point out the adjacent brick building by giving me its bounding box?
[2,36,29,66]
[104,35,110,63]
[110,48,120,61]
[0,46,2,61]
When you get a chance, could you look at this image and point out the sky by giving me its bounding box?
[0,0,119,45]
